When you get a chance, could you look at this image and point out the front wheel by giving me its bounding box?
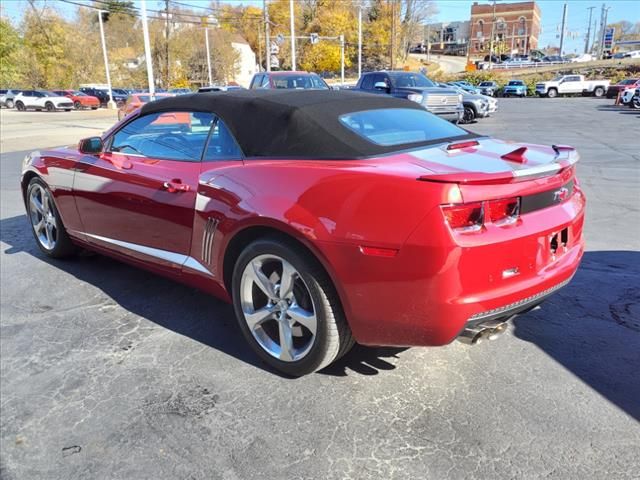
[6,99,14,109]
[45,102,54,112]
[26,178,77,258]
[74,101,81,110]
[232,238,354,376]
[15,101,25,111]
[91,106,98,110]
[547,88,558,98]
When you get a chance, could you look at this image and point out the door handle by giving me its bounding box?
[163,180,190,193]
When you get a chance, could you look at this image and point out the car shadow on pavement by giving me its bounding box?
[512,250,640,421]
[1,214,409,379]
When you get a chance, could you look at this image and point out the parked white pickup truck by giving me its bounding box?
[535,75,610,98]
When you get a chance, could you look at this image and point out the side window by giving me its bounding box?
[360,74,374,90]
[251,75,263,89]
[261,75,270,88]
[109,111,214,162]
[204,118,243,161]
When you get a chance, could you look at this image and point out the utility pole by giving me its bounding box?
[358,3,362,78]
[426,23,431,62]
[97,10,115,108]
[585,6,595,54]
[257,19,263,72]
[559,2,568,57]
[488,0,497,69]
[264,0,271,71]
[289,0,296,70]
[140,0,155,96]
[597,4,606,59]
[340,34,345,86]
[165,0,170,89]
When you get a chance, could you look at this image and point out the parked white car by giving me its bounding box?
[624,50,640,59]
[14,90,74,112]
[570,54,594,63]
[535,75,610,98]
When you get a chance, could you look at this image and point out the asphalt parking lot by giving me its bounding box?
[1,99,639,479]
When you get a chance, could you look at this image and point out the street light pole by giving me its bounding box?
[205,27,212,86]
[289,0,296,70]
[558,2,568,57]
[97,10,115,109]
[585,6,595,54]
[488,0,496,69]
[140,0,155,96]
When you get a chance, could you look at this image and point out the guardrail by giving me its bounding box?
[485,61,570,70]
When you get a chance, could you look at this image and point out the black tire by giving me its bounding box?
[547,88,558,98]
[64,109,71,112]
[91,106,98,110]
[6,99,14,109]
[15,101,25,111]
[594,86,604,97]
[232,237,354,376]
[74,101,81,110]
[462,105,476,123]
[45,102,54,112]
[26,177,77,258]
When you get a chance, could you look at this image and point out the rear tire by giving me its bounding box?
[15,101,25,111]
[232,237,354,376]
[74,101,81,110]
[91,106,98,110]
[547,88,558,98]
[45,102,54,112]
[462,105,476,123]
[6,99,14,109]
[26,177,77,258]
[594,86,604,97]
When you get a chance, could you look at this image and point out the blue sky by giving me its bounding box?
[2,0,638,54]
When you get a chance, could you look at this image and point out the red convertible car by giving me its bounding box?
[21,90,585,376]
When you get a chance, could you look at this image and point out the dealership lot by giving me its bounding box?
[1,99,638,479]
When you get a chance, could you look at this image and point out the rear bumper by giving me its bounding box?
[320,186,586,347]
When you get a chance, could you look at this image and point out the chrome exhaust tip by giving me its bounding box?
[458,320,508,345]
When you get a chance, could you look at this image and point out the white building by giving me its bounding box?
[231,35,257,88]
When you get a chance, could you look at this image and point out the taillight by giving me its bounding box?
[487,197,520,225]
[441,197,520,233]
[441,202,484,232]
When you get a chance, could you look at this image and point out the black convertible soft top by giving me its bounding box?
[140,90,471,159]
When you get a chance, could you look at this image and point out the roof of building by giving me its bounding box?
[140,90,470,159]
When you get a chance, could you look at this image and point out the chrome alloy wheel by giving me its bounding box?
[240,254,317,362]
[28,183,57,250]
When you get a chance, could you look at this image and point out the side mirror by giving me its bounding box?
[374,81,389,91]
[79,136,103,155]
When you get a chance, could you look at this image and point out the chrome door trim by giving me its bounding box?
[84,233,213,276]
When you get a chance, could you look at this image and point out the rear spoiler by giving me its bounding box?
[417,145,579,185]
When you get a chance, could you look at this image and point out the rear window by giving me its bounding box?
[272,75,328,89]
[508,81,524,86]
[339,108,467,147]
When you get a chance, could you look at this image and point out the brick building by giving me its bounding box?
[469,1,541,56]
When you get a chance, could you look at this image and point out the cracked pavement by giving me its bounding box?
[1,101,639,479]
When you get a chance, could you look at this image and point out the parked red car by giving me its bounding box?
[21,91,585,376]
[52,90,100,110]
[605,78,640,99]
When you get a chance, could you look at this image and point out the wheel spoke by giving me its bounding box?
[42,192,50,214]
[278,260,296,299]
[30,195,44,214]
[248,261,277,300]
[34,218,45,233]
[45,223,53,247]
[278,320,295,361]
[287,306,317,335]
[244,307,274,330]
